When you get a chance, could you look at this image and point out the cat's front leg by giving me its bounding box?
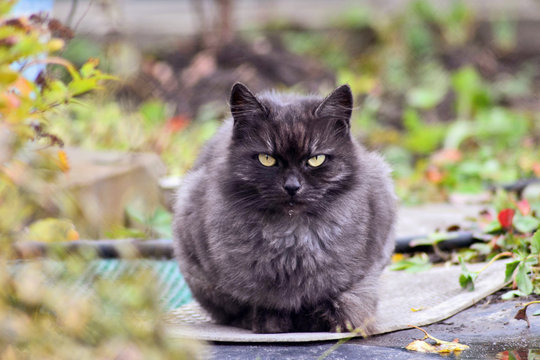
[251,307,294,333]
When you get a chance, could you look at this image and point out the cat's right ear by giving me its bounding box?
[314,84,353,136]
[229,83,268,125]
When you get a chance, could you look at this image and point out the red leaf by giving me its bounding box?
[517,199,531,216]
[166,115,190,133]
[497,208,515,229]
[425,166,445,184]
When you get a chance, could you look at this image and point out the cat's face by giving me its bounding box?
[223,83,359,216]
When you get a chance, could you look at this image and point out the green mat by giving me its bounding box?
[11,259,193,311]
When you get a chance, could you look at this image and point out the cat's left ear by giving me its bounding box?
[314,84,353,134]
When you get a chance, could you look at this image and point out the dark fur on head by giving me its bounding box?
[173,83,397,334]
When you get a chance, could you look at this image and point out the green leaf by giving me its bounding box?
[68,78,97,96]
[407,87,445,109]
[513,214,540,234]
[410,231,457,247]
[504,260,520,282]
[80,59,99,78]
[139,100,167,127]
[443,120,473,149]
[501,289,526,300]
[458,257,477,291]
[390,253,432,273]
[483,219,502,233]
[516,262,533,295]
[531,230,540,254]
[470,243,491,255]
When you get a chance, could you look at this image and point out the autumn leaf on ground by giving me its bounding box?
[405,325,469,355]
[514,301,540,328]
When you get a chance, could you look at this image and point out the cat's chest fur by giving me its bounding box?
[218,214,350,309]
[260,219,330,274]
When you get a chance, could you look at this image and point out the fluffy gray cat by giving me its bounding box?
[173,83,396,334]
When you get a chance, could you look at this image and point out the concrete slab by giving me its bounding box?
[56,147,166,238]
[396,203,483,238]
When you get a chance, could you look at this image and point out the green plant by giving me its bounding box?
[0,3,198,358]
[458,192,539,297]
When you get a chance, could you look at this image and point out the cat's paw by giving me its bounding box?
[251,308,293,333]
[317,299,376,335]
[329,315,375,335]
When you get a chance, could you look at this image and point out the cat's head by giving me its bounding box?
[223,83,359,216]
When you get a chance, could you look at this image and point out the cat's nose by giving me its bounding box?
[283,176,301,196]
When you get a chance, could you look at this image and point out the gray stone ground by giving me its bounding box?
[208,294,540,359]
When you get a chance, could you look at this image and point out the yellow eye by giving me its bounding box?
[307,154,326,167]
[258,153,276,167]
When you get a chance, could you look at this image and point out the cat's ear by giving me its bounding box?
[229,83,268,124]
[314,84,353,134]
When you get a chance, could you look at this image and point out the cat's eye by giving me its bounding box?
[307,155,326,167]
[258,153,276,167]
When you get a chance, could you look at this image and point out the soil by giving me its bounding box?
[110,18,540,129]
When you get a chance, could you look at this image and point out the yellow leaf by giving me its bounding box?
[406,340,437,353]
[67,228,79,241]
[410,307,425,312]
[406,325,469,354]
[391,253,404,263]
[57,150,70,172]
[47,38,65,52]
[27,218,78,243]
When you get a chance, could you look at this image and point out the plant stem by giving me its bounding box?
[476,252,513,274]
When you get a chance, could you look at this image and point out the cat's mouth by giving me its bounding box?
[284,198,306,210]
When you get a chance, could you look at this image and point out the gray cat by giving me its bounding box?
[173,83,396,334]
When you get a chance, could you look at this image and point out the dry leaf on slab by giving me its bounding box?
[514,301,540,328]
[405,325,470,355]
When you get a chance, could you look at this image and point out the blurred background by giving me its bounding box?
[41,0,540,239]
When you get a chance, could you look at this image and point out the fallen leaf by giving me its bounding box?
[514,301,540,328]
[410,307,425,312]
[406,325,470,354]
[391,253,404,262]
[515,307,530,328]
[406,339,437,353]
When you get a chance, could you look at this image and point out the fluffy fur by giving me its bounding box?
[173,83,397,334]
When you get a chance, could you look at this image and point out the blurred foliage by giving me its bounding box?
[50,100,220,176]
[53,0,540,205]
[0,2,198,358]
